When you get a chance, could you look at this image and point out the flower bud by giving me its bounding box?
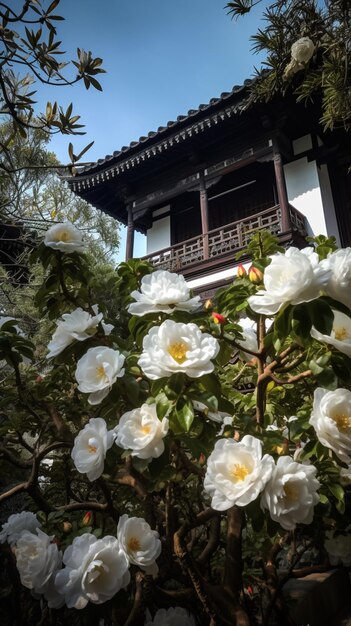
[237,264,247,278]
[204,299,212,310]
[248,266,263,285]
[82,511,92,526]
[63,521,72,533]
[212,312,226,325]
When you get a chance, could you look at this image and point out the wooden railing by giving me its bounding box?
[142,204,307,272]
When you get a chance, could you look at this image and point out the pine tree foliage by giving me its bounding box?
[227,0,351,130]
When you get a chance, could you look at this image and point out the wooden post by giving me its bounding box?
[199,175,209,260]
[125,204,135,261]
[273,142,291,232]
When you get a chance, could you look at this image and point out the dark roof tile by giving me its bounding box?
[74,78,252,175]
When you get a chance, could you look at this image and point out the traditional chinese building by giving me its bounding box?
[67,81,351,296]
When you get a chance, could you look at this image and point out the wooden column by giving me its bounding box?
[125,204,135,261]
[199,175,209,260]
[273,143,291,232]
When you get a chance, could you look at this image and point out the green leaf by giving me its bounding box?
[156,392,173,419]
[307,300,333,335]
[328,483,344,501]
[175,397,195,432]
[290,304,312,339]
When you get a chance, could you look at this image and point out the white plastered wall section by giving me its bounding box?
[284,134,340,245]
[146,205,171,255]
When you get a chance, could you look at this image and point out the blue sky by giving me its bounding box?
[35,0,269,260]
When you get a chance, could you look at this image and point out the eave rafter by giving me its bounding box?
[68,102,249,194]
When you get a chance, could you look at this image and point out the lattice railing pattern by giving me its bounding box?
[143,204,307,271]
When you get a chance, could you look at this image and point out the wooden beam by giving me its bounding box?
[125,204,135,261]
[199,175,209,260]
[273,142,291,232]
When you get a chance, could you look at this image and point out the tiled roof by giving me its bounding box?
[73,79,254,179]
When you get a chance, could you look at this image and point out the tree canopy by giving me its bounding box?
[227,0,351,130]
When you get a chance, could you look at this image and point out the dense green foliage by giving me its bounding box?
[1,230,350,625]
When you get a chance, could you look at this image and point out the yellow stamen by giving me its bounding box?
[168,341,188,364]
[127,537,141,551]
[332,413,351,431]
[141,425,151,434]
[96,365,107,382]
[57,230,69,242]
[284,483,299,502]
[334,326,349,341]
[88,444,97,453]
[231,463,249,481]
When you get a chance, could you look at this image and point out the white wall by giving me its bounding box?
[187,262,251,289]
[318,164,340,246]
[284,158,326,238]
[146,205,170,254]
[284,157,340,242]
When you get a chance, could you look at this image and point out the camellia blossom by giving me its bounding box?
[71,417,115,481]
[291,37,315,64]
[260,456,320,530]
[115,403,169,460]
[128,270,200,316]
[44,221,84,253]
[145,607,196,626]
[0,511,41,546]
[47,305,113,359]
[138,319,219,380]
[324,531,351,567]
[55,534,130,609]
[204,435,274,511]
[75,346,125,405]
[309,387,351,464]
[15,529,64,608]
[248,247,330,315]
[236,318,259,360]
[117,515,161,576]
[321,248,351,309]
[311,309,351,357]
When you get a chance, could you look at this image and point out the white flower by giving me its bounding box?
[55,534,130,609]
[204,435,274,511]
[248,247,330,315]
[15,529,63,608]
[44,221,84,253]
[47,306,110,359]
[128,270,200,316]
[138,319,219,380]
[236,317,273,360]
[75,346,125,405]
[71,417,115,481]
[0,511,41,546]
[325,532,351,567]
[321,248,351,309]
[115,404,169,460]
[309,387,351,464]
[260,456,320,530]
[291,37,315,64]
[145,607,196,626]
[311,310,351,357]
[117,515,161,576]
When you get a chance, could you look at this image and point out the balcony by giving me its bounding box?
[142,204,307,276]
